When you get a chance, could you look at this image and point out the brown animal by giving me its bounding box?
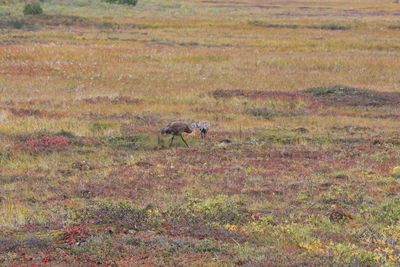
[161,121,193,147]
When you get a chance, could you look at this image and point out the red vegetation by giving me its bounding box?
[61,225,90,246]
[17,136,70,152]
[9,108,64,118]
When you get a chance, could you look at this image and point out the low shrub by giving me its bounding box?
[319,24,350,30]
[23,2,43,16]
[0,237,48,252]
[74,201,162,229]
[183,195,248,225]
[54,129,76,139]
[211,88,245,98]
[373,197,400,225]
[103,0,138,6]
[319,184,365,205]
[125,235,221,256]
[91,122,114,132]
[71,234,116,260]
[104,134,155,150]
[61,225,90,246]
[17,136,70,153]
[305,85,360,96]
[249,21,350,31]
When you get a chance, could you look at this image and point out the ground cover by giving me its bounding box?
[1,0,400,265]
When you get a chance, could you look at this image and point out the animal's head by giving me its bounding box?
[197,121,210,130]
[161,127,170,135]
[191,122,210,129]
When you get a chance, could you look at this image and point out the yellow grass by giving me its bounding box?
[0,0,400,226]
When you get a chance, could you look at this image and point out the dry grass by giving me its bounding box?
[1,0,400,265]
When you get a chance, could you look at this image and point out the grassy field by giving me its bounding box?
[1,0,400,265]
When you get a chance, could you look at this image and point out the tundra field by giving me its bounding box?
[1,0,400,266]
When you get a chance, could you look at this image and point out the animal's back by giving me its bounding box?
[167,121,192,135]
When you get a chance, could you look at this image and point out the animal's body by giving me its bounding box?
[161,121,210,148]
[161,121,193,147]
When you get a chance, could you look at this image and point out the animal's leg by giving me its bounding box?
[157,135,164,148]
[180,135,189,148]
[201,129,207,139]
[169,135,175,147]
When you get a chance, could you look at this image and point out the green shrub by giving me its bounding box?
[71,234,115,261]
[104,134,156,150]
[184,195,248,225]
[91,122,114,132]
[23,2,43,16]
[54,129,76,139]
[374,197,400,225]
[103,0,138,6]
[249,21,350,31]
[125,235,221,256]
[319,184,365,205]
[319,24,350,30]
[306,85,350,96]
[74,201,162,229]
